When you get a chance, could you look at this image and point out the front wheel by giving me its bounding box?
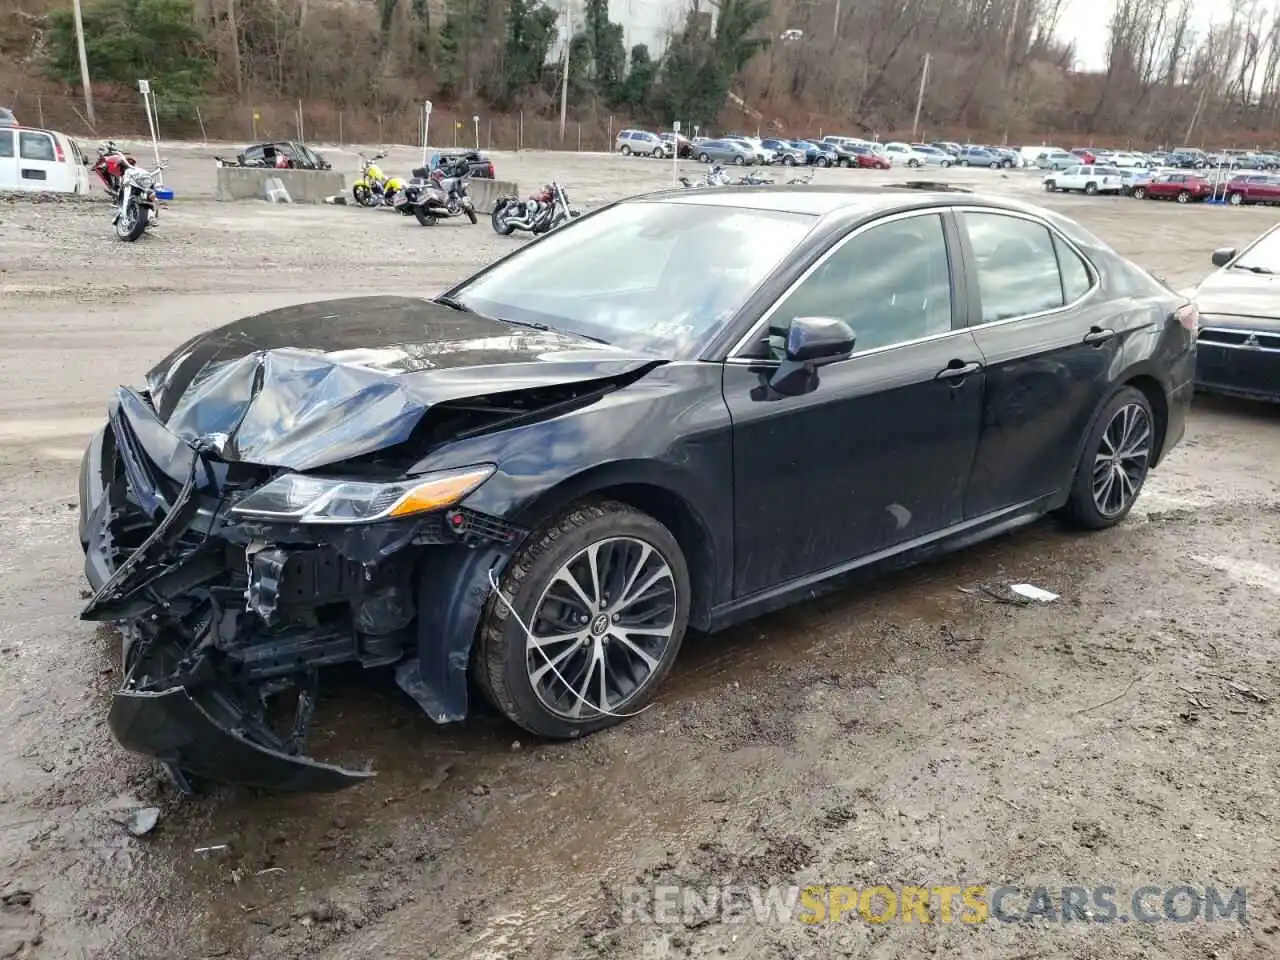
[1058,387,1155,530]
[942,160,953,168]
[352,183,373,207]
[959,159,970,167]
[733,155,745,166]
[1176,190,1191,203]
[1084,182,1098,195]
[115,199,147,241]
[474,500,692,739]
[1044,180,1057,192]
[989,160,1000,169]
[464,204,478,224]
[619,145,632,156]
[698,152,710,163]
[907,158,920,168]
[816,156,830,168]
[1228,192,1244,206]
[1133,187,1147,199]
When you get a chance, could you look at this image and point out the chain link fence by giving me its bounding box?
[8,92,628,152]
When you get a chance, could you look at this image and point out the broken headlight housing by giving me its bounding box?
[229,465,495,524]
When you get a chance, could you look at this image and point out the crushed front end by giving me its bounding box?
[78,387,520,792]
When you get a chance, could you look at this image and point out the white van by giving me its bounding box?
[0,126,92,194]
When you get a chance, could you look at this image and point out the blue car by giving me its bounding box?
[955,146,1003,168]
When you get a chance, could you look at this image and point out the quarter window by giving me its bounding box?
[0,130,13,158]
[758,213,954,356]
[19,132,55,161]
[1054,235,1093,302]
[962,212,1064,322]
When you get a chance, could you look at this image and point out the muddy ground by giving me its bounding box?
[2,148,1279,960]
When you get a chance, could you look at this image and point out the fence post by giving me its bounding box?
[338,110,343,144]
[518,111,523,152]
[487,118,492,150]
[577,123,581,151]
[37,95,44,128]
[297,99,304,140]
[195,104,208,142]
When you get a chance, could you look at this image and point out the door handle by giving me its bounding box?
[935,360,983,381]
[1083,326,1116,345]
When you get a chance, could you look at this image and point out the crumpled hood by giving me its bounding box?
[1191,270,1280,328]
[136,295,661,471]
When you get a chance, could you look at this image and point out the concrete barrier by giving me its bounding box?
[469,179,519,215]
[215,167,347,202]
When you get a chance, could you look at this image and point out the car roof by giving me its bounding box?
[632,184,1051,219]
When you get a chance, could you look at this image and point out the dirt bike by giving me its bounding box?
[491,182,579,235]
[112,160,165,242]
[92,141,135,202]
[351,152,404,207]
[406,169,478,226]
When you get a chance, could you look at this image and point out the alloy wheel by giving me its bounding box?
[526,537,678,720]
[1092,403,1152,518]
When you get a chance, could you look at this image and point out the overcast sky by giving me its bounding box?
[1057,0,1217,71]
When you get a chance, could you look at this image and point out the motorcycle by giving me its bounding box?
[112,160,166,242]
[92,141,135,202]
[351,152,405,207]
[491,181,579,235]
[406,168,478,226]
[787,170,816,185]
[736,171,775,185]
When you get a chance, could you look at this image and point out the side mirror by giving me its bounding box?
[785,316,856,365]
[766,317,856,398]
[1212,247,1236,268]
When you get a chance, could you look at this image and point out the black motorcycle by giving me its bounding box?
[402,169,477,226]
[491,181,579,235]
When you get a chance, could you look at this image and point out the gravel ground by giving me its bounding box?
[1,148,1278,960]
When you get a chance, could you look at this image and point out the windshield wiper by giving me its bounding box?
[434,294,474,312]
[1230,263,1277,274]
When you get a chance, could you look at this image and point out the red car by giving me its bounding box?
[1224,173,1280,205]
[1135,172,1213,203]
[1070,147,1097,164]
[851,147,890,169]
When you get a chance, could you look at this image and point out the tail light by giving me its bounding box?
[1176,302,1199,334]
[486,163,495,178]
[53,138,65,162]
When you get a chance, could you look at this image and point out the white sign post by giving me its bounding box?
[422,100,433,167]
[473,114,480,150]
[672,120,681,185]
[138,79,163,183]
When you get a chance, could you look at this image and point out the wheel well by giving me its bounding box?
[1124,374,1169,462]
[520,481,716,631]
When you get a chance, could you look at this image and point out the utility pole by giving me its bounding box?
[911,53,930,138]
[71,0,95,126]
[834,0,841,36]
[1184,85,1208,146]
[559,1,571,143]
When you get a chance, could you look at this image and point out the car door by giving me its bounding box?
[16,130,58,190]
[954,208,1123,518]
[722,209,987,596]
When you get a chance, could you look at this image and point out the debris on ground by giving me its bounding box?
[125,807,161,837]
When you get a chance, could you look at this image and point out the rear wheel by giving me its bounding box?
[1044,180,1057,192]
[1133,186,1147,199]
[465,205,478,224]
[783,155,796,166]
[1228,192,1244,205]
[989,160,1000,169]
[1176,190,1191,203]
[907,158,920,168]
[474,500,691,739]
[1084,181,1098,195]
[491,200,517,235]
[1059,387,1155,530]
[816,156,830,168]
[620,145,632,156]
[414,204,438,226]
[733,155,745,165]
[352,183,372,206]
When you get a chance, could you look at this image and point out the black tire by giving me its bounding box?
[414,204,438,227]
[783,155,796,166]
[907,158,920,168]
[620,145,632,156]
[474,500,692,739]
[491,200,516,235]
[1176,190,1191,203]
[989,160,1000,169]
[816,156,830,168]
[353,183,372,206]
[1228,192,1244,206]
[1084,181,1098,195]
[1133,186,1147,199]
[465,205,478,224]
[1044,180,1057,192]
[115,200,147,241]
[959,159,970,167]
[837,158,848,168]
[698,152,710,163]
[733,155,745,166]
[942,160,953,168]
[1059,386,1156,530]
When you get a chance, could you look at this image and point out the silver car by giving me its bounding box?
[615,129,667,158]
[693,139,757,166]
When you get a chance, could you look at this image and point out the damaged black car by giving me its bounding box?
[78,186,1196,792]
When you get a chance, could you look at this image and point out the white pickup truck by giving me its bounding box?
[1042,164,1124,195]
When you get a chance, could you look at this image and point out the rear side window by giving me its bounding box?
[1054,235,1093,302]
[962,212,1065,322]
[19,132,55,161]
[0,130,13,158]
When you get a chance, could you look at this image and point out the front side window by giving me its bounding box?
[453,201,815,357]
[19,132,54,161]
[751,213,954,358]
[962,212,1065,322]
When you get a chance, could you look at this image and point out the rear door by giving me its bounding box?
[0,127,15,189]
[956,208,1122,517]
[16,129,58,191]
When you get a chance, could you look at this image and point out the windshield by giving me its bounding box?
[452,201,815,356]
[1231,227,1280,274]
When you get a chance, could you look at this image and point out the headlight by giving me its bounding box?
[229,465,495,524]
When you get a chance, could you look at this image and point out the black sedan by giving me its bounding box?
[1190,226,1280,401]
[77,186,1196,792]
